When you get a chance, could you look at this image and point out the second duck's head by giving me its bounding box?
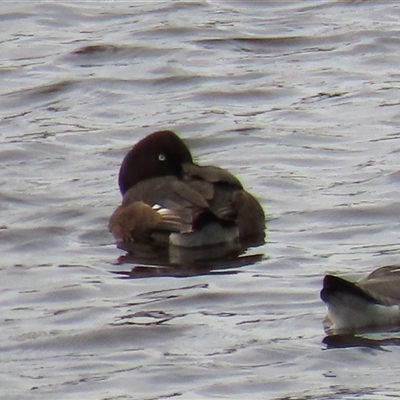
[118,130,193,194]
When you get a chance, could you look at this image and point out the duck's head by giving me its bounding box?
[118,130,193,195]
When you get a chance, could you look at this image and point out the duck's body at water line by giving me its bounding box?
[109,130,265,253]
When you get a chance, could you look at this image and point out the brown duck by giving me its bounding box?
[109,130,265,250]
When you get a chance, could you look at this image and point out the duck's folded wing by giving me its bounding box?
[121,176,182,207]
[183,163,248,221]
[182,163,243,188]
[120,176,214,230]
[119,170,244,230]
[358,265,400,303]
[122,176,210,211]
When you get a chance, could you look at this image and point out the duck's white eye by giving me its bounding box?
[158,153,166,161]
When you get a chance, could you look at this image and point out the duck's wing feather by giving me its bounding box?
[358,265,400,303]
[183,163,247,223]
[122,176,211,212]
[121,173,239,226]
[118,176,216,233]
[182,163,243,188]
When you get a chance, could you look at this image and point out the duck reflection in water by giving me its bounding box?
[109,130,266,278]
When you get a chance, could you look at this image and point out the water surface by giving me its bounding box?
[2,1,400,399]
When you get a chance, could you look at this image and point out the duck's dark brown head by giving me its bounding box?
[118,130,193,194]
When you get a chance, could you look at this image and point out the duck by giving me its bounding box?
[320,265,400,333]
[109,130,265,253]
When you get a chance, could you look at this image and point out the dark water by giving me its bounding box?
[2,1,400,399]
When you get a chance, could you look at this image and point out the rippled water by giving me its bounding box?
[2,1,400,399]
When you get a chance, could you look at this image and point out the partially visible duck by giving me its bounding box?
[321,265,400,333]
[109,130,265,253]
